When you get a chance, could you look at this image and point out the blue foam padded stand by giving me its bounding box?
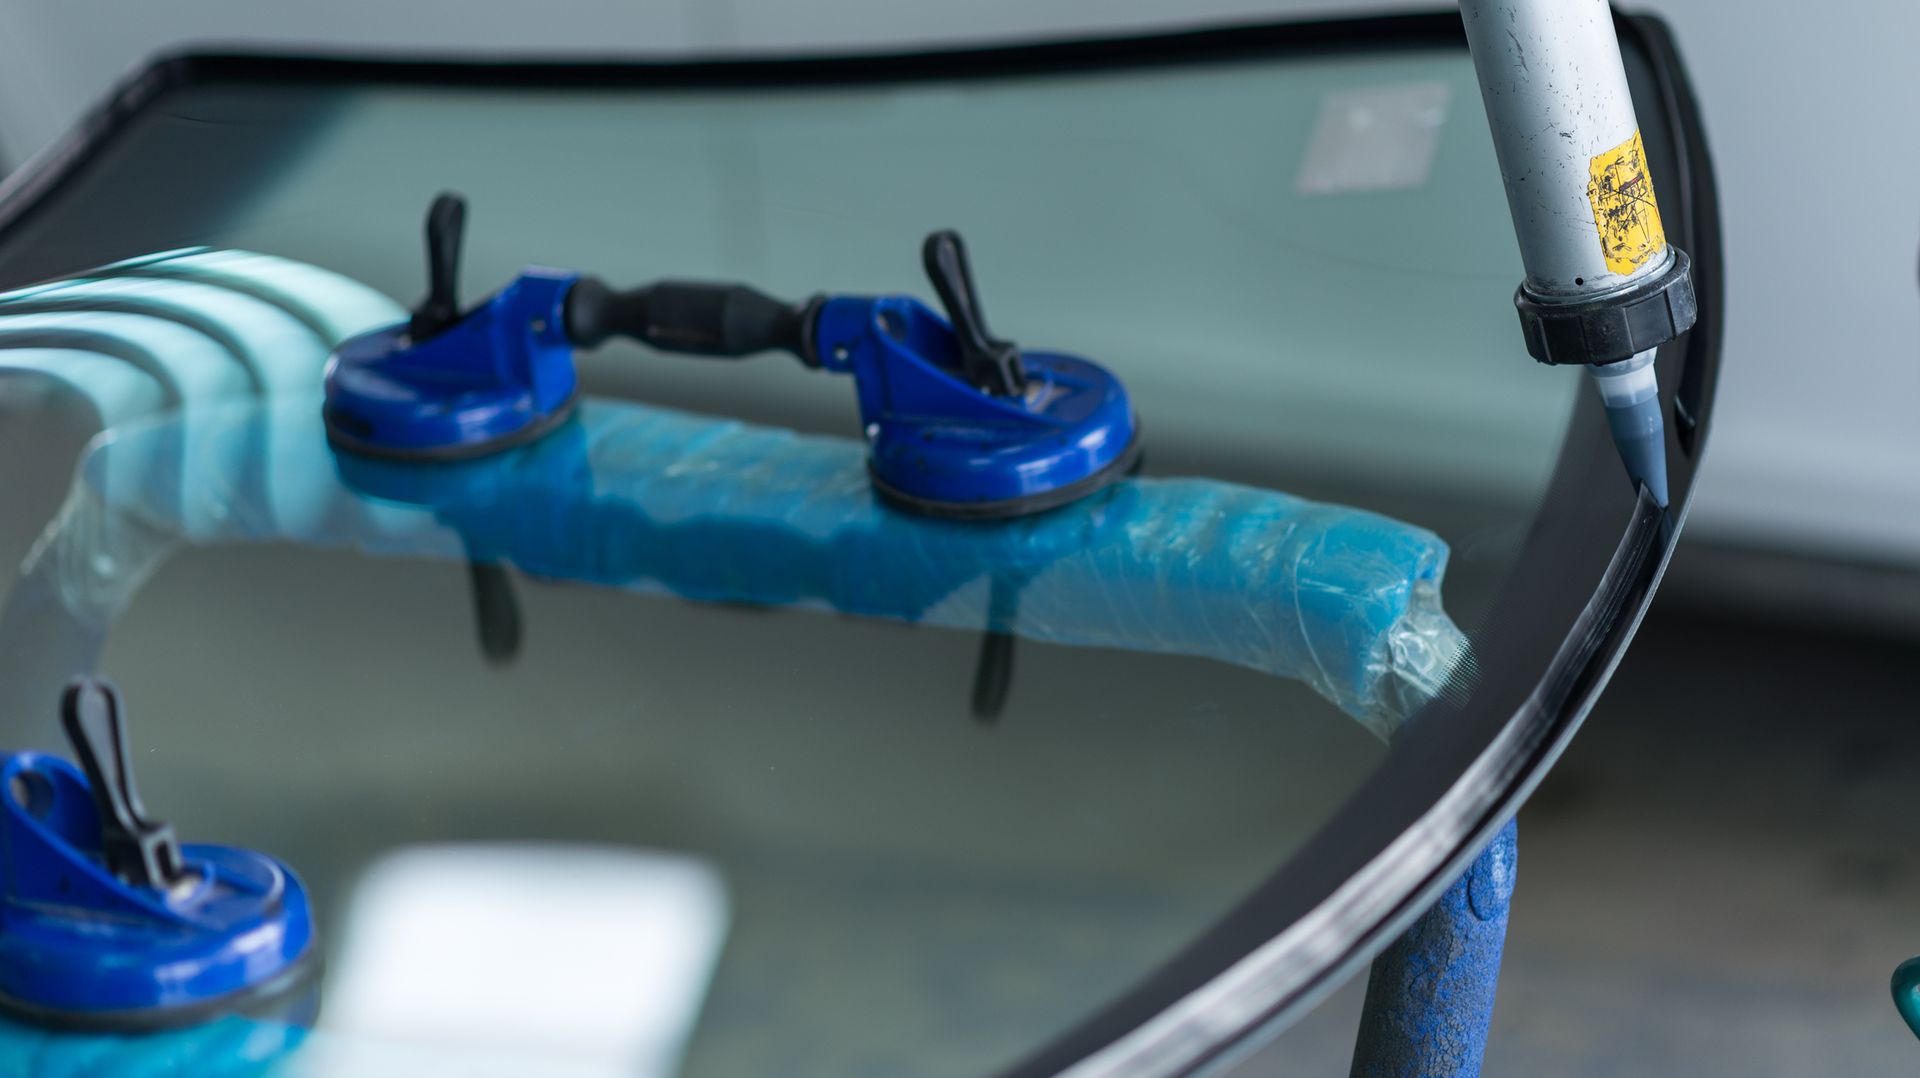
[0,1013,304,1077]
[1349,819,1517,1078]
[0,246,1464,734]
[49,397,1463,735]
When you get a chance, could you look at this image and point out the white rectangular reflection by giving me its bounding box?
[304,844,728,1077]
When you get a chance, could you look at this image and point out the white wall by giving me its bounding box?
[0,0,1914,564]
[1635,0,1920,563]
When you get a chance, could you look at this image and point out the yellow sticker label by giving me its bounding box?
[1587,130,1666,276]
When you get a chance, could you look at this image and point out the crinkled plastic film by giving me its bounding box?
[0,247,1467,737]
[31,399,1466,737]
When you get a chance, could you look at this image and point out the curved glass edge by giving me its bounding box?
[1011,13,1724,1077]
[0,10,1723,1077]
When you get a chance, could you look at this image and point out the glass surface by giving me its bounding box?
[0,42,1585,1076]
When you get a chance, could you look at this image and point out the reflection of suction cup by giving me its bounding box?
[0,679,317,1031]
[467,560,523,667]
[323,193,579,461]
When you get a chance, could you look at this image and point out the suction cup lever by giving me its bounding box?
[565,277,821,363]
[328,191,579,460]
[59,678,184,889]
[409,192,467,341]
[0,676,318,1028]
[922,230,1026,397]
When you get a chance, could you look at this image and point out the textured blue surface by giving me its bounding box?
[1350,818,1517,1078]
[54,397,1461,733]
[0,1014,304,1077]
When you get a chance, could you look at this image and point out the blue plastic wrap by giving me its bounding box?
[25,396,1464,737]
[0,246,1464,738]
[0,1014,303,1077]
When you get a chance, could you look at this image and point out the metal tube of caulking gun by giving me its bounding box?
[1458,0,1691,507]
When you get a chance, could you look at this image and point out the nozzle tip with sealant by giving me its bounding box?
[1589,351,1670,509]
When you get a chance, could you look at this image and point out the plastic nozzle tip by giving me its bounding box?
[1589,354,1670,509]
[1608,414,1670,508]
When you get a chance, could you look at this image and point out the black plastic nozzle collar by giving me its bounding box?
[1516,248,1697,366]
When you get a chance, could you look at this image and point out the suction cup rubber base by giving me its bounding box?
[0,944,322,1034]
[324,393,580,463]
[870,427,1143,521]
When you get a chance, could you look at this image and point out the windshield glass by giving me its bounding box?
[0,40,1584,1077]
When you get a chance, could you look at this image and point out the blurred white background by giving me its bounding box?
[0,0,1913,567]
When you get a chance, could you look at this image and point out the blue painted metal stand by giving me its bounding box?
[1350,818,1518,1078]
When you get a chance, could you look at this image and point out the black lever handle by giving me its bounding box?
[565,278,821,364]
[922,230,1026,397]
[410,192,467,341]
[59,678,184,889]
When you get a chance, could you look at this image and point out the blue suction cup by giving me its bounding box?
[567,228,1142,520]
[0,680,316,1031]
[814,231,1140,520]
[323,194,581,461]
[323,196,1140,518]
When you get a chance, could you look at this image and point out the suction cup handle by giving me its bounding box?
[409,192,467,341]
[59,678,184,888]
[922,230,1026,397]
[565,277,821,363]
